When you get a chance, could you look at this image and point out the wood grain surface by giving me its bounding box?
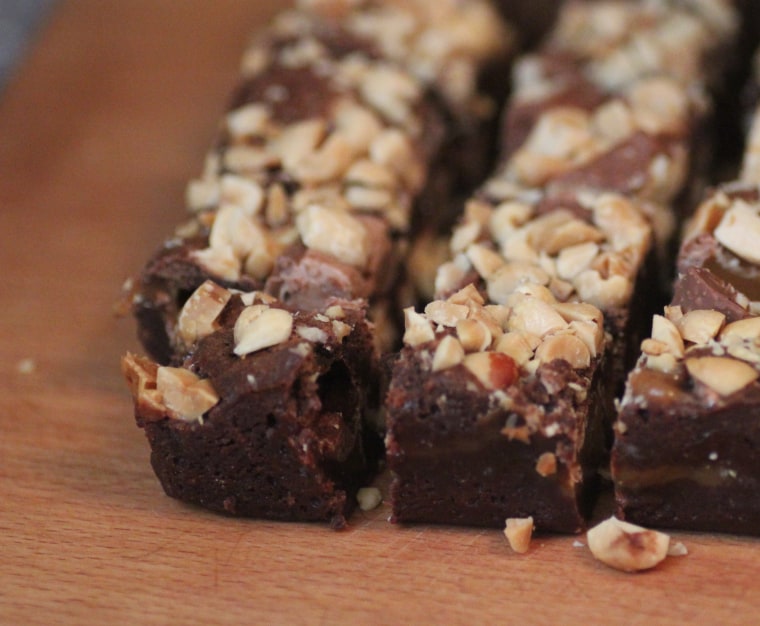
[1,2,759,624]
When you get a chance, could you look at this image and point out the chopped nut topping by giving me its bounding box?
[356,486,383,512]
[234,306,294,356]
[403,307,435,347]
[504,517,534,554]
[495,332,535,366]
[424,300,469,327]
[177,281,232,348]
[219,174,265,216]
[535,334,591,369]
[456,318,493,353]
[507,295,568,338]
[535,452,557,477]
[296,204,369,268]
[432,335,465,372]
[676,309,725,344]
[587,517,670,573]
[650,315,685,358]
[463,352,518,390]
[720,317,760,343]
[156,366,220,422]
[685,356,759,396]
[296,325,328,344]
[121,352,163,415]
[713,200,760,264]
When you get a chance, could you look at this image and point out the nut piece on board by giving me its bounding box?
[587,516,670,572]
[504,517,534,554]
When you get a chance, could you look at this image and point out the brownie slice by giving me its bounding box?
[129,0,514,365]
[386,284,608,532]
[613,185,760,534]
[500,0,741,218]
[124,284,379,528]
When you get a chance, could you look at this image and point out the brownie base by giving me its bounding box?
[386,351,607,533]
[613,383,760,535]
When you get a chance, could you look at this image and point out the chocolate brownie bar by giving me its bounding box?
[613,184,760,534]
[501,0,739,216]
[124,286,379,527]
[386,284,607,532]
[130,0,513,365]
[124,1,515,525]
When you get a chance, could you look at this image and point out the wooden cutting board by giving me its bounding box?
[2,2,759,623]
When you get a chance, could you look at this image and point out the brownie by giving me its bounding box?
[124,285,380,528]
[386,284,608,532]
[128,1,514,365]
[500,0,741,218]
[612,185,760,534]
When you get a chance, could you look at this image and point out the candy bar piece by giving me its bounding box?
[124,285,380,528]
[676,183,760,319]
[386,284,607,532]
[612,307,760,535]
[501,0,739,212]
[613,184,760,533]
[130,0,513,364]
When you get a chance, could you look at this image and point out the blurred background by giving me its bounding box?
[0,0,55,91]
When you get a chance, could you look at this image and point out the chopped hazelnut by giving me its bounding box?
[463,352,518,390]
[676,309,725,344]
[432,335,465,372]
[356,487,383,512]
[714,200,760,264]
[296,204,369,268]
[402,307,435,347]
[535,452,557,477]
[177,281,232,347]
[685,356,759,396]
[234,306,294,356]
[504,517,534,554]
[156,366,220,422]
[587,516,670,572]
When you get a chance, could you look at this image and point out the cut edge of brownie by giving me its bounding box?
[123,287,381,528]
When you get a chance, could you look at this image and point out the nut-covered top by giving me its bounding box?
[435,189,654,312]
[124,280,360,423]
[296,0,513,118]
[547,0,737,91]
[621,306,760,408]
[679,185,760,318]
[401,282,605,390]
[156,0,509,301]
[499,0,738,209]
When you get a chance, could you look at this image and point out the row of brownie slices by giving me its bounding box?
[122,0,516,528]
[122,0,760,533]
[385,0,760,533]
